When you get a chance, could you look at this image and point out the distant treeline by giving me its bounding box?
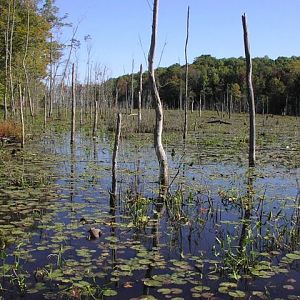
[110,55,300,115]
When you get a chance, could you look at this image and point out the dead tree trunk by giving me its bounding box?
[198,93,202,118]
[70,63,76,145]
[242,14,256,167]
[44,92,47,131]
[4,0,11,120]
[18,84,24,148]
[115,83,119,110]
[131,59,134,114]
[111,113,122,201]
[183,6,190,140]
[48,36,53,117]
[148,0,169,193]
[92,97,98,137]
[23,4,34,118]
[9,0,16,116]
[138,63,143,132]
[179,68,183,110]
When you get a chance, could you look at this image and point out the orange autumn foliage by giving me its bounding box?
[0,121,22,141]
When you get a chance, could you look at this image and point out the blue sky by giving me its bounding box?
[55,0,300,79]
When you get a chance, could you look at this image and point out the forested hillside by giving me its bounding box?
[112,55,300,115]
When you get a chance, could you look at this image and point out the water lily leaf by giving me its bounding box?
[138,296,157,300]
[103,289,118,296]
[157,288,171,295]
[218,286,229,294]
[219,282,237,288]
[170,288,183,294]
[286,253,300,260]
[201,292,215,299]
[228,290,246,298]
[143,279,162,287]
[191,286,210,293]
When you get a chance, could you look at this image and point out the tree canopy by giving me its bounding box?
[0,0,62,113]
[112,55,300,115]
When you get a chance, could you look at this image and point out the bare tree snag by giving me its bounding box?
[44,92,47,131]
[115,83,119,111]
[18,84,24,148]
[70,63,76,145]
[48,35,53,117]
[9,0,16,116]
[242,14,256,167]
[4,0,11,120]
[111,113,122,201]
[148,0,169,193]
[138,63,143,132]
[183,6,190,140]
[131,59,134,114]
[198,92,202,118]
[92,95,98,137]
[23,4,34,118]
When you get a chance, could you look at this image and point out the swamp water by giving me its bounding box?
[0,130,299,300]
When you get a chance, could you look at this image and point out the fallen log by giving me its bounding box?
[207,120,232,125]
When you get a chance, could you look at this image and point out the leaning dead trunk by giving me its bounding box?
[183,6,190,140]
[70,63,76,145]
[242,13,256,167]
[148,0,169,193]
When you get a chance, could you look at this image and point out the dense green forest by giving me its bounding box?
[112,55,300,116]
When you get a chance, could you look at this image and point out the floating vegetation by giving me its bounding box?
[0,112,299,299]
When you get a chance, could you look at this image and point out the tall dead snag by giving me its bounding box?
[115,82,119,111]
[9,0,16,115]
[131,59,134,114]
[242,14,256,167]
[23,3,34,118]
[111,113,122,203]
[43,92,47,131]
[18,84,24,148]
[138,64,143,132]
[4,0,11,120]
[183,6,190,140]
[148,0,169,192]
[92,94,98,137]
[70,63,76,145]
